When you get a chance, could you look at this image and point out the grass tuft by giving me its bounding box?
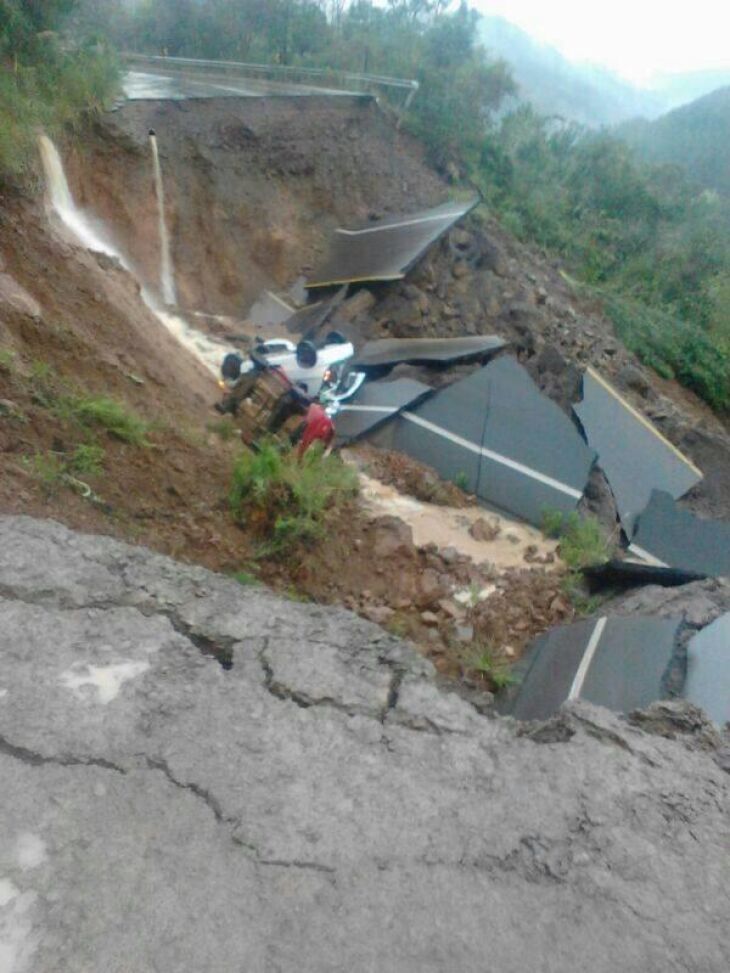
[230,439,358,557]
[63,396,150,446]
[540,509,612,571]
[465,644,516,691]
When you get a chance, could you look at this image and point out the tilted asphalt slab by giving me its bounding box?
[0,516,728,972]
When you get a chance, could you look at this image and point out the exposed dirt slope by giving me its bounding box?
[65,96,446,314]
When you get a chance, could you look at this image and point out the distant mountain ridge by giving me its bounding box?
[616,86,730,194]
[478,15,666,126]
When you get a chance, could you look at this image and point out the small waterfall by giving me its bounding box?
[38,135,127,264]
[149,132,177,306]
[38,134,225,376]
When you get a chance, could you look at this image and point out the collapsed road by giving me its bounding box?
[0,515,728,973]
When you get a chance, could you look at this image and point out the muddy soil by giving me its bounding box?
[65,96,445,316]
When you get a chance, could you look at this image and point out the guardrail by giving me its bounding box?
[123,53,420,109]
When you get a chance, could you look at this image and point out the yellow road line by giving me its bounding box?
[586,366,702,477]
[307,273,405,288]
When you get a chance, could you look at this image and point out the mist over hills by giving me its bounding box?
[478,15,665,126]
[478,14,730,130]
[617,86,730,195]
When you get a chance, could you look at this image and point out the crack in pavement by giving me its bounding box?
[255,859,336,875]
[143,755,239,827]
[0,732,128,774]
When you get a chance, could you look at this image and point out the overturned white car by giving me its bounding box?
[220,333,365,406]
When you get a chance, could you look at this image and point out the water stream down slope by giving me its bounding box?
[38,135,226,376]
[150,132,177,306]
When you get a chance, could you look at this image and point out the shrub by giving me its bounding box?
[23,451,66,494]
[540,509,613,570]
[69,443,105,477]
[230,439,359,556]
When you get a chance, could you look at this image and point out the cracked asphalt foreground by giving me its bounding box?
[0,516,728,972]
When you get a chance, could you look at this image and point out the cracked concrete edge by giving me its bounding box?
[1,514,727,759]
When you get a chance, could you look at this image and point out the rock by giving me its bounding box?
[440,546,459,564]
[420,610,440,626]
[336,290,376,323]
[617,364,651,397]
[469,518,501,542]
[371,516,415,559]
[416,569,445,608]
[0,515,728,973]
[362,604,395,626]
[438,598,465,620]
[452,261,469,279]
[536,344,568,376]
[477,235,509,277]
[523,545,555,565]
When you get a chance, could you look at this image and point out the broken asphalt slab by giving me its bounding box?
[353,335,506,371]
[684,612,730,726]
[504,615,682,722]
[369,356,595,526]
[0,515,729,972]
[307,199,480,289]
[334,376,433,444]
[574,367,702,534]
[631,489,730,577]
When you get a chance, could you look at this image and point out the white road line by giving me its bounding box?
[627,544,670,568]
[400,412,583,500]
[568,617,608,701]
[336,211,468,237]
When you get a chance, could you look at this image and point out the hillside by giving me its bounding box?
[478,14,664,125]
[617,86,730,195]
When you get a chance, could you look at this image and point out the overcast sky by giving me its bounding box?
[472,0,730,84]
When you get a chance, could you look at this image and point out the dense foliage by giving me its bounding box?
[0,0,118,183]
[478,106,730,408]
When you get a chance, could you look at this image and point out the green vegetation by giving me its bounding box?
[0,1,119,182]
[479,107,730,409]
[61,395,150,446]
[69,442,105,476]
[23,442,104,495]
[0,347,16,372]
[541,510,613,571]
[464,644,515,691]
[542,509,611,616]
[618,87,730,196]
[23,451,68,494]
[454,471,469,492]
[229,439,359,556]
[232,570,261,587]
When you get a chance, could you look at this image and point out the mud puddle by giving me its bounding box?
[354,469,558,572]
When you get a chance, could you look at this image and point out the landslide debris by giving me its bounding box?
[66,96,446,314]
[0,514,728,973]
